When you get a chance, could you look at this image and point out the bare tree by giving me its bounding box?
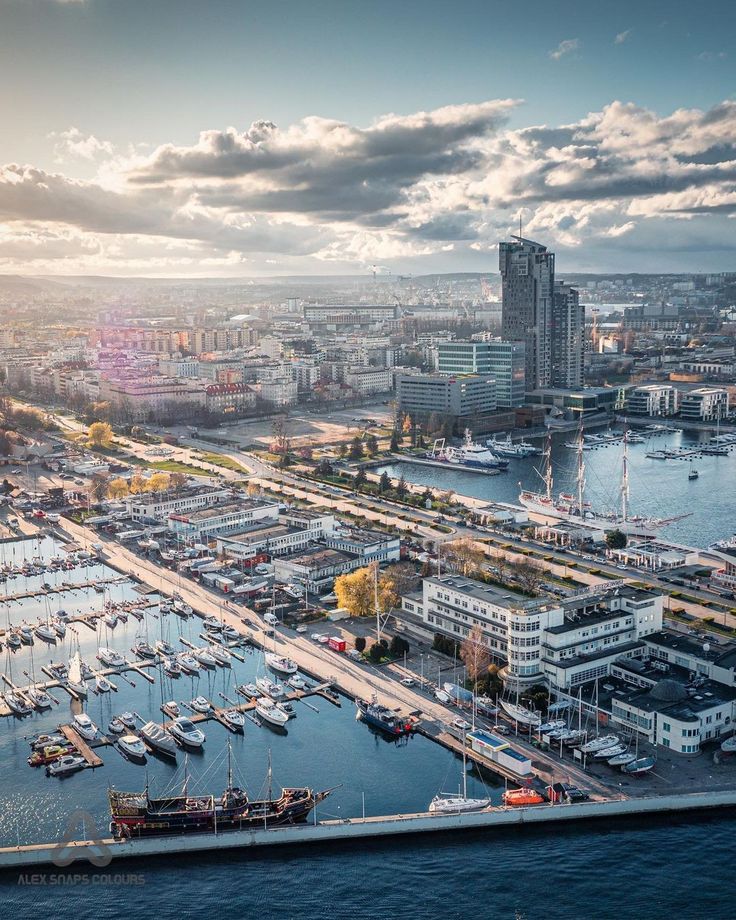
[513,559,545,595]
[441,537,485,577]
[461,624,491,685]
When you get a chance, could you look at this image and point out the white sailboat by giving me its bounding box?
[67,650,88,698]
[499,698,541,728]
[429,731,491,814]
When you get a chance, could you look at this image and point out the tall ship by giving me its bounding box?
[109,749,329,838]
[429,429,509,471]
[356,695,414,736]
[519,426,688,539]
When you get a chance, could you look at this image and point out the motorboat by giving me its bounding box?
[155,639,176,657]
[239,683,259,697]
[222,625,239,641]
[287,676,307,691]
[47,754,87,776]
[28,744,72,767]
[222,709,245,731]
[139,721,177,758]
[172,597,193,617]
[203,616,222,631]
[119,735,147,761]
[178,653,199,674]
[105,612,118,629]
[27,686,53,709]
[720,736,736,753]
[72,713,98,741]
[133,639,157,660]
[256,676,284,699]
[108,718,125,734]
[52,620,67,638]
[164,701,181,716]
[55,609,70,621]
[6,631,21,649]
[538,719,567,734]
[434,689,451,704]
[190,696,212,713]
[5,691,33,715]
[95,674,112,693]
[255,697,289,727]
[195,648,217,668]
[98,647,125,668]
[163,657,182,677]
[276,701,296,719]
[170,716,206,748]
[265,652,298,676]
[579,734,619,754]
[30,732,66,750]
[18,625,34,645]
[34,622,57,642]
[119,712,137,729]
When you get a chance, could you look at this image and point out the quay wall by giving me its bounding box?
[2,790,736,871]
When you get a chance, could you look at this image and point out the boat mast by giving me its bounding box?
[543,429,553,501]
[267,749,273,802]
[576,416,586,518]
[227,739,233,792]
[621,428,630,523]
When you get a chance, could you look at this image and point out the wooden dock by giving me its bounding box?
[58,724,104,768]
[0,576,128,604]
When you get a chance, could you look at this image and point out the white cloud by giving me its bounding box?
[49,128,114,163]
[549,39,580,61]
[2,97,736,275]
[614,30,631,45]
[697,51,728,62]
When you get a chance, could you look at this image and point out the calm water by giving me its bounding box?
[1,538,734,917]
[380,428,736,547]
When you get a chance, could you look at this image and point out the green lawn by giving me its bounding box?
[198,452,248,473]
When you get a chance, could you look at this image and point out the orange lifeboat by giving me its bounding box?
[502,788,545,807]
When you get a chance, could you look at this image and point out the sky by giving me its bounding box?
[0,0,734,277]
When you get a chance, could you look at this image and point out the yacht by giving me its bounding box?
[195,648,217,668]
[34,622,57,642]
[287,676,307,691]
[108,718,125,735]
[239,682,259,697]
[255,697,289,727]
[163,657,182,677]
[6,631,22,650]
[499,699,541,728]
[47,754,87,777]
[52,620,67,638]
[431,429,509,471]
[67,651,88,698]
[95,674,112,693]
[256,676,284,699]
[133,639,157,660]
[72,713,98,741]
[119,712,137,729]
[190,696,212,714]
[170,717,206,748]
[98,647,125,668]
[27,686,53,709]
[5,691,33,715]
[139,721,177,758]
[178,653,199,674]
[155,639,176,657]
[488,435,540,458]
[222,709,246,731]
[222,625,240,642]
[209,645,232,666]
[104,612,118,629]
[118,735,147,761]
[265,652,298,676]
[579,734,619,754]
[164,701,181,717]
[203,616,222,631]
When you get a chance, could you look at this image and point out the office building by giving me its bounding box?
[437,340,526,407]
[499,236,555,389]
[395,371,497,418]
[552,282,585,388]
[679,387,729,422]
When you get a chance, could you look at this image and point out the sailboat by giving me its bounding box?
[67,650,89,698]
[688,460,699,481]
[519,424,688,537]
[428,732,491,814]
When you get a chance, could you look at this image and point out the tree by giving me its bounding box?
[395,474,408,497]
[389,634,410,658]
[334,567,376,617]
[461,624,491,685]
[107,477,129,499]
[298,446,313,461]
[513,559,545,595]
[389,431,400,452]
[169,471,188,490]
[378,471,391,493]
[129,471,147,494]
[316,458,334,477]
[87,421,114,449]
[145,472,171,493]
[337,443,348,460]
[246,481,262,498]
[348,436,364,461]
[378,562,419,611]
[88,472,110,502]
[354,636,366,653]
[441,537,485,577]
[606,529,628,549]
[354,468,367,490]
[365,434,379,456]
[420,487,434,506]
[368,642,385,663]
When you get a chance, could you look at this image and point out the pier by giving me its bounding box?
[57,725,104,768]
[2,789,736,870]
[0,576,128,605]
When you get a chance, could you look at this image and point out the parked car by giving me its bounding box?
[492,724,510,735]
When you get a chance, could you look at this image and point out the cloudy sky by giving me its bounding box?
[0,0,734,277]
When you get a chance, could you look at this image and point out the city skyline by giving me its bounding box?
[0,0,735,277]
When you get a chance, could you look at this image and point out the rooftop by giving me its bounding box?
[425,574,554,612]
[171,499,276,523]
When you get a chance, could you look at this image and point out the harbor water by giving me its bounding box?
[379,427,736,547]
[1,538,733,917]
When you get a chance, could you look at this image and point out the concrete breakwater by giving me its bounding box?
[2,789,736,871]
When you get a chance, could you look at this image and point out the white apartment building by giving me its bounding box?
[626,384,679,416]
[258,376,298,407]
[345,366,393,395]
[126,487,231,523]
[404,576,663,690]
[158,357,200,378]
[679,387,729,422]
[216,509,337,562]
[167,500,279,541]
[100,375,205,420]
